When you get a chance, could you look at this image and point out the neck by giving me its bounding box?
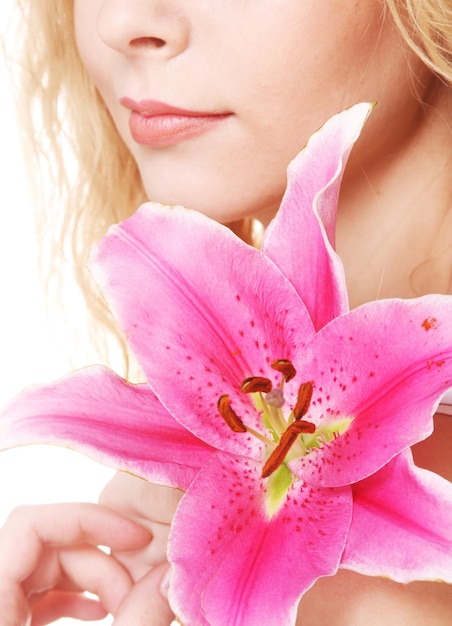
[337,82,452,308]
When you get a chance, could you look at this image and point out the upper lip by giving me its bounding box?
[120,97,229,118]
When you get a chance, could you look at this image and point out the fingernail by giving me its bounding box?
[160,564,172,598]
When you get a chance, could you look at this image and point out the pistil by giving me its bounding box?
[218,359,320,477]
[217,359,354,517]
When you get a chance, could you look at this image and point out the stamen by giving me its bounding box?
[271,359,296,382]
[217,395,247,433]
[217,395,274,445]
[241,376,272,394]
[293,381,314,420]
[262,420,316,478]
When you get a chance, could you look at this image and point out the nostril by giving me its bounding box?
[130,36,166,49]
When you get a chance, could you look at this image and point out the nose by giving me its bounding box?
[96,0,190,59]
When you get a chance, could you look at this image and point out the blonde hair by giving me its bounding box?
[385,0,452,83]
[5,0,147,371]
[4,0,452,371]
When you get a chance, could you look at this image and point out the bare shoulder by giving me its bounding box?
[298,569,452,626]
[413,412,452,483]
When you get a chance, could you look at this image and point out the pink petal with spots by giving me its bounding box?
[0,366,215,490]
[168,452,352,626]
[342,450,452,582]
[289,296,452,487]
[263,103,373,330]
[90,204,315,458]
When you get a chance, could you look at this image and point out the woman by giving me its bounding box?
[1,0,451,623]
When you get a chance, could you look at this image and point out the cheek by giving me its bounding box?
[73,0,110,92]
[216,3,390,140]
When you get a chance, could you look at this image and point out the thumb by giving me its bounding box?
[113,562,175,626]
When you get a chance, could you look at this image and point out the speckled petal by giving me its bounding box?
[342,450,452,582]
[90,204,315,459]
[168,452,352,626]
[0,365,215,490]
[289,296,452,487]
[263,103,373,330]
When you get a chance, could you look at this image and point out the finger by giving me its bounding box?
[0,503,151,581]
[114,563,175,626]
[112,519,171,582]
[31,591,107,626]
[24,544,134,614]
[0,578,30,626]
[100,474,179,580]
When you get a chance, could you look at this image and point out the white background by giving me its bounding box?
[0,2,115,623]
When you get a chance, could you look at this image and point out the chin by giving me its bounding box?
[142,189,249,226]
[141,178,282,228]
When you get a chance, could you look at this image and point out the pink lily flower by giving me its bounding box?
[1,102,452,626]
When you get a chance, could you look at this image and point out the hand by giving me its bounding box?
[99,472,182,580]
[113,562,175,626]
[0,502,151,625]
[99,472,182,625]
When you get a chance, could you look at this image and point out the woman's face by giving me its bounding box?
[74,0,428,224]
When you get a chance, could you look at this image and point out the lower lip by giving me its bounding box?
[128,112,231,147]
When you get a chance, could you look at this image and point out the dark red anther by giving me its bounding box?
[271,359,296,382]
[293,381,313,420]
[241,376,273,394]
[217,395,247,433]
[261,420,315,478]
[291,419,316,434]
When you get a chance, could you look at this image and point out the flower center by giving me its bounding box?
[217,359,350,479]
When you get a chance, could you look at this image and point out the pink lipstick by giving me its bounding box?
[120,97,232,148]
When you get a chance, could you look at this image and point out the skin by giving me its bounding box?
[74,0,435,228]
[0,503,153,624]
[1,0,451,623]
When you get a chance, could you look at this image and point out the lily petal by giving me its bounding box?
[90,204,315,458]
[341,450,452,582]
[0,366,215,490]
[169,452,352,626]
[263,103,373,330]
[289,296,452,487]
